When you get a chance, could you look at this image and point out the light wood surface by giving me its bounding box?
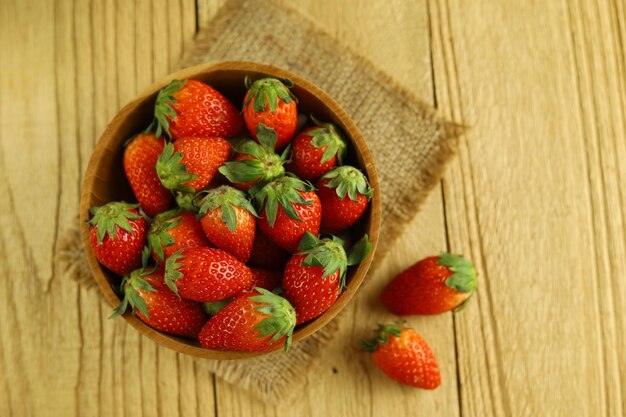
[0,0,624,416]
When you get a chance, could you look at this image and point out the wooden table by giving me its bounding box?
[1,0,624,415]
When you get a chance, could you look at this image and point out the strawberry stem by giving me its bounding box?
[361,323,404,352]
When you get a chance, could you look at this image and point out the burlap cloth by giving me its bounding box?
[58,0,463,402]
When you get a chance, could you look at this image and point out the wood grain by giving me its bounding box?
[1,0,625,415]
[430,0,626,415]
[0,1,207,416]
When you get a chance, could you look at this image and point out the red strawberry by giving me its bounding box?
[254,176,321,253]
[199,288,296,352]
[196,185,257,262]
[286,120,347,180]
[164,247,252,302]
[246,268,283,292]
[88,202,147,276]
[110,267,207,338]
[243,77,297,149]
[248,227,291,269]
[282,232,371,324]
[201,267,282,316]
[362,324,441,389]
[152,79,243,140]
[156,137,231,203]
[218,124,288,191]
[123,133,173,217]
[147,208,211,266]
[317,166,372,233]
[381,253,477,315]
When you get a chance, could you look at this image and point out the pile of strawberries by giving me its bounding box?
[88,76,373,353]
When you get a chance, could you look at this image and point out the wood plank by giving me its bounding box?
[430,0,626,415]
[0,0,202,416]
[196,1,459,416]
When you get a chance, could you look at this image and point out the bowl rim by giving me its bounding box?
[79,61,382,359]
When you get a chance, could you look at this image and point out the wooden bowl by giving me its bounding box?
[80,61,381,359]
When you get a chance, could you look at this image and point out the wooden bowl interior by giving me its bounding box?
[80,62,381,359]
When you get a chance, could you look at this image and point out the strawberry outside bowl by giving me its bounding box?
[80,61,381,359]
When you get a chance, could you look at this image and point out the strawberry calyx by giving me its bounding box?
[297,232,348,286]
[320,166,373,202]
[438,253,477,310]
[147,208,183,263]
[218,124,287,185]
[243,77,297,114]
[151,79,186,138]
[175,191,199,213]
[251,174,314,227]
[156,142,198,193]
[297,232,371,290]
[88,201,142,244]
[250,287,297,351]
[307,117,347,164]
[361,323,404,353]
[196,185,258,232]
[109,266,158,320]
[163,249,185,296]
[203,299,232,316]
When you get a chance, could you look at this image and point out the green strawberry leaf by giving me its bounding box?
[203,299,232,316]
[347,234,371,266]
[256,123,279,150]
[109,268,157,319]
[197,186,258,233]
[88,201,141,244]
[147,209,184,263]
[297,232,320,251]
[244,78,297,114]
[439,253,477,294]
[164,250,185,296]
[321,166,373,202]
[299,236,348,286]
[253,175,313,228]
[153,79,186,138]
[251,288,297,351]
[361,323,404,352]
[156,143,198,193]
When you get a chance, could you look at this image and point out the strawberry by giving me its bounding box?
[253,176,321,253]
[286,120,347,180]
[147,208,211,266]
[247,268,282,292]
[248,227,291,269]
[164,247,252,302]
[88,202,147,276]
[156,137,231,199]
[196,185,257,262]
[110,267,207,338]
[317,166,373,233]
[152,79,243,140]
[123,133,173,217]
[380,253,477,315]
[362,324,441,389]
[198,288,296,352]
[202,268,283,316]
[243,77,297,149]
[218,124,288,191]
[283,232,371,324]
